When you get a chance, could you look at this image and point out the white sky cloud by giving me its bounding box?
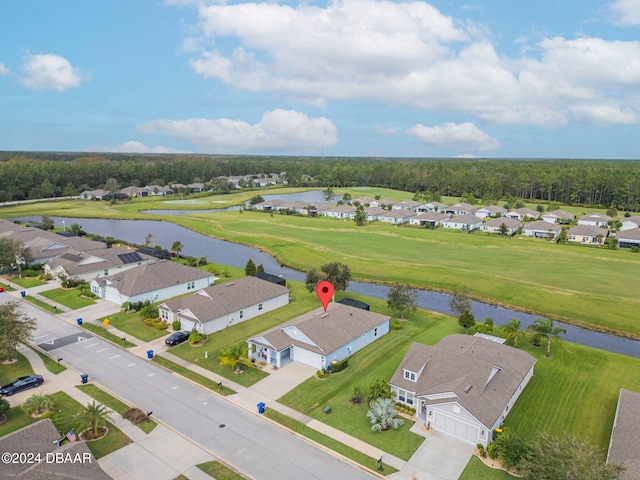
[0,63,9,75]
[609,0,640,26]
[407,122,499,151]
[82,141,188,154]
[137,109,338,153]
[179,0,640,129]
[18,53,89,91]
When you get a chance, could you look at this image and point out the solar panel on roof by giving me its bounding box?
[117,252,143,264]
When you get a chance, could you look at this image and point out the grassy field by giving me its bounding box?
[39,288,95,310]
[459,456,515,480]
[3,188,636,338]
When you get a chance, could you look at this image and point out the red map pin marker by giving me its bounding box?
[316,280,334,312]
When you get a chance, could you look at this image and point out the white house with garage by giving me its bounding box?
[578,213,611,228]
[620,216,640,231]
[246,303,390,370]
[90,259,215,305]
[389,335,536,446]
[159,276,289,334]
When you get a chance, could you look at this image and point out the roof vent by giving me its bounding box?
[320,313,329,318]
[225,282,235,286]
[463,384,472,393]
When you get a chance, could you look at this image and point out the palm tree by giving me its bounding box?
[366,398,404,432]
[503,318,525,348]
[23,394,54,416]
[527,317,566,357]
[81,401,112,437]
[171,241,183,257]
[219,343,254,373]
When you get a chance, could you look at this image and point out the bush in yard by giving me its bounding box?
[366,378,392,405]
[143,318,168,330]
[0,397,10,420]
[123,408,148,425]
[351,385,363,403]
[316,369,329,379]
[494,427,528,470]
[391,320,402,330]
[487,443,499,459]
[140,304,159,319]
[189,330,206,345]
[477,444,487,458]
[367,398,404,432]
[172,320,181,331]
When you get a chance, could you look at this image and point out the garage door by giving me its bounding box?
[292,347,323,370]
[434,412,479,445]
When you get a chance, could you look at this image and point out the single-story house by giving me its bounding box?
[369,198,396,209]
[607,388,640,480]
[253,199,288,212]
[506,208,540,221]
[0,418,111,480]
[392,200,422,211]
[364,207,388,221]
[578,213,611,228]
[79,189,110,200]
[352,196,376,206]
[445,203,478,217]
[441,215,483,231]
[146,184,173,195]
[378,209,417,225]
[615,227,640,249]
[541,209,575,224]
[45,247,155,283]
[159,276,289,334]
[521,220,562,239]
[567,225,608,245]
[419,201,448,213]
[409,212,450,227]
[308,203,334,216]
[325,205,357,219]
[620,216,640,231]
[90,259,215,305]
[247,302,390,370]
[120,186,149,197]
[389,335,536,446]
[475,205,507,219]
[480,217,522,235]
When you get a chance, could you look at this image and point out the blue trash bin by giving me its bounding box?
[80,374,88,384]
[257,402,266,414]
[146,350,154,359]
[76,318,83,325]
[20,291,26,297]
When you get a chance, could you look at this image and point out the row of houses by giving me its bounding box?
[79,183,205,200]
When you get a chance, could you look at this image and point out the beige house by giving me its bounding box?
[567,225,608,245]
[389,335,536,446]
[480,217,522,235]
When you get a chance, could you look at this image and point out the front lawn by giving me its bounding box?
[97,310,168,343]
[8,276,47,288]
[28,346,66,374]
[459,456,515,480]
[39,288,95,310]
[23,295,59,313]
[0,351,35,385]
[81,323,137,347]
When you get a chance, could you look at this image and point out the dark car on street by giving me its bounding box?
[165,331,189,346]
[0,375,44,396]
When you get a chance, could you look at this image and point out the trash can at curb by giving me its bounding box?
[80,374,88,384]
[76,318,83,325]
[20,291,26,297]
[146,350,154,359]
[257,402,266,414]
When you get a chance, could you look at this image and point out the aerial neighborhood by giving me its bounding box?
[1,173,639,480]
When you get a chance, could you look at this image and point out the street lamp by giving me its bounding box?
[62,220,66,231]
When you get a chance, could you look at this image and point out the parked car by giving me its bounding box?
[0,287,4,292]
[0,375,44,396]
[165,331,189,346]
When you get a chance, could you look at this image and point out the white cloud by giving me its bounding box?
[18,53,89,91]
[609,0,640,26]
[0,63,9,75]
[407,122,499,151]
[82,141,188,154]
[174,0,640,128]
[137,109,338,153]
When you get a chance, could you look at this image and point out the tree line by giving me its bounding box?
[1,152,640,210]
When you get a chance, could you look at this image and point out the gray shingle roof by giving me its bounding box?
[616,227,640,241]
[47,247,155,276]
[161,276,289,323]
[608,389,640,479]
[482,217,521,228]
[568,225,608,238]
[390,335,536,428]
[523,220,562,232]
[249,303,390,355]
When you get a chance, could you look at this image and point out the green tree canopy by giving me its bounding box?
[367,398,404,432]
[527,317,566,357]
[387,284,418,319]
[458,310,476,334]
[0,302,37,361]
[449,285,471,317]
[305,262,352,292]
[353,204,367,226]
[245,258,257,276]
[81,400,113,437]
[171,241,183,256]
[0,238,32,272]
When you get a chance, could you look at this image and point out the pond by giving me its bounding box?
[15,215,640,358]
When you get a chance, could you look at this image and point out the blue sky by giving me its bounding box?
[1,0,639,158]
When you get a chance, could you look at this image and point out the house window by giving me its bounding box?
[374,327,378,337]
[160,310,168,320]
[104,269,108,276]
[258,303,263,311]
[403,370,416,381]
[187,281,195,290]
[398,388,413,403]
[239,310,244,319]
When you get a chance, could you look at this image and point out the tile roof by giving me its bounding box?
[390,335,536,428]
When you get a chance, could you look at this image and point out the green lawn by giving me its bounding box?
[23,295,59,314]
[459,456,515,480]
[0,281,15,291]
[197,461,247,480]
[81,323,137,348]
[151,355,236,395]
[97,310,168,342]
[77,383,157,434]
[28,346,66,374]
[39,288,95,309]
[0,352,35,385]
[0,391,131,459]
[2,189,638,338]
[8,276,47,288]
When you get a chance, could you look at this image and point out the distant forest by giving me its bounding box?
[1,152,639,210]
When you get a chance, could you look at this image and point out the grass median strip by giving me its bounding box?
[77,383,157,434]
[81,323,137,348]
[152,355,236,396]
[23,295,59,314]
[197,461,247,480]
[28,345,66,374]
[264,409,398,476]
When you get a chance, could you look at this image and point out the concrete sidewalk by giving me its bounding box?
[7,277,473,479]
